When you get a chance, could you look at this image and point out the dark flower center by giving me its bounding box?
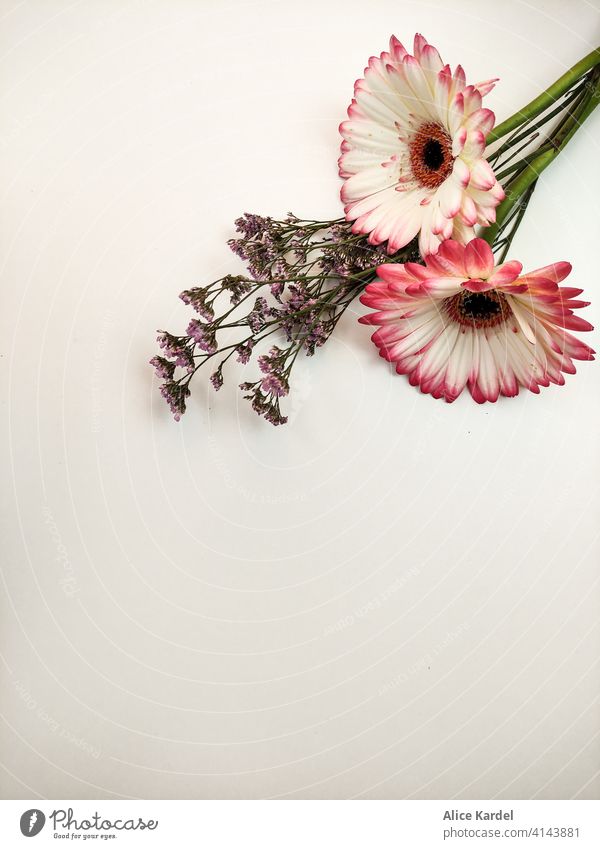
[409,122,454,189]
[423,139,445,170]
[445,290,511,329]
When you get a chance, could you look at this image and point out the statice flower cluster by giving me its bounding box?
[151,213,419,425]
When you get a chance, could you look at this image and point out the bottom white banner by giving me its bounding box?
[0,799,598,848]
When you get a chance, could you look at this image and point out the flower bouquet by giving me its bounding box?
[152,35,598,425]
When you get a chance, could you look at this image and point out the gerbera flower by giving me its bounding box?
[359,238,594,402]
[339,34,504,256]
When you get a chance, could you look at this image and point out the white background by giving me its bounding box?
[1,0,599,800]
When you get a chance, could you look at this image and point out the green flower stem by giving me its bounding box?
[494,181,537,263]
[487,46,600,144]
[482,68,600,248]
[488,84,585,166]
[552,72,600,148]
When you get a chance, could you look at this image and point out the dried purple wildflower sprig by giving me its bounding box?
[151,213,419,425]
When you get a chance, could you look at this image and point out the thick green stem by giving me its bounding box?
[495,181,537,263]
[487,46,600,144]
[482,69,600,248]
[552,77,600,148]
[482,149,554,247]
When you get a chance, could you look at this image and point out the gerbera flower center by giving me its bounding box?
[409,122,454,189]
[445,290,511,329]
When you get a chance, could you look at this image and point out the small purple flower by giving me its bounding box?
[261,373,289,397]
[248,296,271,333]
[234,213,271,238]
[228,239,248,261]
[241,380,288,426]
[264,407,288,426]
[149,356,175,380]
[330,224,346,243]
[274,259,288,278]
[221,274,253,305]
[257,346,284,375]
[187,319,217,353]
[157,331,184,358]
[304,323,328,355]
[270,279,284,301]
[180,288,215,322]
[160,381,190,421]
[174,348,195,372]
[293,246,308,263]
[156,332,195,371]
[332,259,351,277]
[286,284,313,313]
[210,369,223,391]
[235,339,255,364]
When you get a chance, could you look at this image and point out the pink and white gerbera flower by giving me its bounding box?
[339,34,504,257]
[359,238,594,402]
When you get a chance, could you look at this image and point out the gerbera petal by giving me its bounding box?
[461,278,494,293]
[437,178,463,218]
[463,107,495,136]
[464,238,494,279]
[388,205,424,252]
[473,78,499,96]
[472,334,500,402]
[420,43,444,77]
[418,225,444,257]
[425,238,466,275]
[487,260,523,288]
[443,328,473,400]
[508,297,537,344]
[458,194,477,228]
[451,156,471,188]
[487,331,519,397]
[450,216,476,246]
[525,261,572,283]
[366,188,426,248]
[469,158,497,190]
[461,129,486,160]
[460,85,483,117]
[341,164,398,203]
[389,35,408,62]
